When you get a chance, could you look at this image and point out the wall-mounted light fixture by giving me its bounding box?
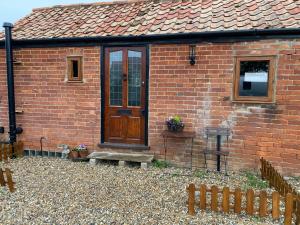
[13,58,22,65]
[189,44,196,65]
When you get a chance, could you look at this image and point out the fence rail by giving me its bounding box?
[187,183,297,225]
[0,168,15,192]
[0,141,24,162]
[260,157,300,225]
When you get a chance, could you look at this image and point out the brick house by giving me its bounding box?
[0,0,299,174]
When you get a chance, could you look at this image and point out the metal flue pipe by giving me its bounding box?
[3,22,17,144]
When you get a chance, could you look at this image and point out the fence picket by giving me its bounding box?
[246,189,254,215]
[234,188,242,214]
[272,191,280,219]
[14,141,24,157]
[8,144,13,158]
[222,187,230,213]
[284,193,293,225]
[5,168,15,193]
[211,185,218,212]
[199,184,206,210]
[187,183,195,215]
[3,144,8,162]
[0,144,2,161]
[0,169,5,186]
[259,190,268,217]
[296,199,300,225]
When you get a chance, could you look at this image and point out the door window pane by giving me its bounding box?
[110,51,123,106]
[239,61,269,97]
[128,50,142,106]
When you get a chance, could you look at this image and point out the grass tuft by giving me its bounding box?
[152,160,169,169]
[242,170,268,190]
[194,170,208,179]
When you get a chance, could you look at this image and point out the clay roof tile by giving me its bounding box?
[1,0,298,40]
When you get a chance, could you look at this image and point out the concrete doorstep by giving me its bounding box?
[88,152,154,169]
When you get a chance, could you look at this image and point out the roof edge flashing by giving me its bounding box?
[0,28,300,48]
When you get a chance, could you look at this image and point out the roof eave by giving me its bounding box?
[1,28,300,48]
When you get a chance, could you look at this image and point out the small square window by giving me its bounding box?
[233,56,275,103]
[67,56,83,82]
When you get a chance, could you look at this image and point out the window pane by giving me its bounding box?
[110,51,123,106]
[239,61,269,97]
[72,60,79,78]
[128,50,142,106]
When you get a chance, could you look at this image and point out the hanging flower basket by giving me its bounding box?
[166,116,185,132]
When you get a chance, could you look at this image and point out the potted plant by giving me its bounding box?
[166,116,185,132]
[74,144,88,158]
[69,149,79,159]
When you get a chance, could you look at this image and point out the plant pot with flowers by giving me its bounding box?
[74,144,89,158]
[166,116,185,132]
[69,149,79,159]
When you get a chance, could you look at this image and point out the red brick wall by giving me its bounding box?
[0,39,299,175]
[149,40,300,175]
[0,47,101,151]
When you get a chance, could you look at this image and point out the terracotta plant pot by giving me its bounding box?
[70,151,79,159]
[79,150,89,158]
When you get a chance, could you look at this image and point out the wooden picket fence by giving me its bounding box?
[0,141,24,162]
[187,183,298,225]
[0,168,15,192]
[260,157,300,224]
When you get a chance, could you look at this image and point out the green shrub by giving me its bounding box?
[152,160,169,168]
[242,170,268,190]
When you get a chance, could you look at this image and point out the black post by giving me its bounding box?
[3,22,17,144]
[216,134,221,172]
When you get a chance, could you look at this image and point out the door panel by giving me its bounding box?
[127,117,141,139]
[109,116,123,138]
[104,47,146,144]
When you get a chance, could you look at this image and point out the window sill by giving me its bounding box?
[67,80,84,83]
[232,100,275,104]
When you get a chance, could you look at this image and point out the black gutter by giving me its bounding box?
[3,23,17,144]
[0,28,300,48]
[3,22,23,146]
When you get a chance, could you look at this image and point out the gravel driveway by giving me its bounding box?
[0,157,287,225]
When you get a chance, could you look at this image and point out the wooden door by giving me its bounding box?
[104,47,146,144]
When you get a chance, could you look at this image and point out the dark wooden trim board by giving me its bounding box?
[1,28,300,48]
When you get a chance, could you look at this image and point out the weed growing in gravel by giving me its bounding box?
[0,188,5,195]
[171,170,180,177]
[242,170,268,190]
[291,176,300,181]
[194,170,208,179]
[251,216,264,223]
[152,160,169,168]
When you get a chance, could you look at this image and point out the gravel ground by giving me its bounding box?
[0,157,294,225]
[285,176,300,194]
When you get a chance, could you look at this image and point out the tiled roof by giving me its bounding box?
[1,0,300,40]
